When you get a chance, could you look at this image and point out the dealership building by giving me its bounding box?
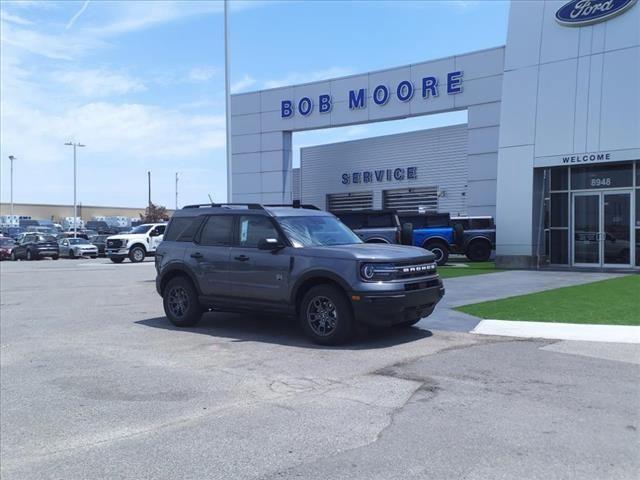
[229,0,639,270]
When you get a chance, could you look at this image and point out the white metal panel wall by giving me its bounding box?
[292,168,301,201]
[300,124,470,215]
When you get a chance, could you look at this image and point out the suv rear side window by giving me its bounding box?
[335,213,366,229]
[471,218,495,229]
[237,215,280,248]
[164,217,201,242]
[366,213,395,228]
[200,215,233,246]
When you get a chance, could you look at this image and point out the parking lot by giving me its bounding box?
[1,258,638,479]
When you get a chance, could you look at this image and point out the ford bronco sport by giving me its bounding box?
[155,204,444,345]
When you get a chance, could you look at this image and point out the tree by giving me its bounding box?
[140,203,169,223]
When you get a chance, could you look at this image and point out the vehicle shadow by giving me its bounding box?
[135,312,432,350]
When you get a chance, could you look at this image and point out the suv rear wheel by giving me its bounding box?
[163,277,203,327]
[466,240,491,262]
[300,285,354,345]
[424,240,449,266]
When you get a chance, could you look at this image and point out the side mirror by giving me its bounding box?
[258,238,284,251]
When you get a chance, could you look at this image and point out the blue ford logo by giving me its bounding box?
[556,0,637,26]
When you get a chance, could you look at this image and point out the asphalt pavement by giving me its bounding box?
[1,258,638,479]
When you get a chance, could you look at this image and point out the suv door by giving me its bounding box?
[185,215,233,298]
[227,214,291,303]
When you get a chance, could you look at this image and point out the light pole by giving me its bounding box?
[64,142,85,238]
[224,0,232,202]
[175,172,179,211]
[8,155,15,221]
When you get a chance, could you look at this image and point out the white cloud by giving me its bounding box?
[0,10,34,25]
[263,67,354,89]
[187,66,218,82]
[53,69,146,97]
[231,74,256,93]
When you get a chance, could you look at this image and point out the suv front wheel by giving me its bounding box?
[163,277,203,327]
[300,285,354,345]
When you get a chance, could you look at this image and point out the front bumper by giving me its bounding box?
[351,278,445,327]
[106,248,128,258]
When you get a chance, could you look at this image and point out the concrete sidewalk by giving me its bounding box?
[418,270,624,333]
[472,320,640,344]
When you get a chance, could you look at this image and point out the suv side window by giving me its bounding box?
[153,225,166,236]
[237,215,280,248]
[164,217,201,242]
[367,213,394,228]
[199,215,233,246]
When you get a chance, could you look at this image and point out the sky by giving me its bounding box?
[0,0,509,209]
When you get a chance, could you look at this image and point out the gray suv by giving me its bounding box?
[155,204,444,345]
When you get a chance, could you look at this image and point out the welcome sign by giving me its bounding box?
[555,0,637,26]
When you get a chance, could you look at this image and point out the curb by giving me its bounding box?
[471,320,640,344]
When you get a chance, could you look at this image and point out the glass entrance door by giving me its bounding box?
[572,191,633,268]
[603,192,631,266]
[573,193,600,266]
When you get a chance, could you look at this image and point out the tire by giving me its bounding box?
[69,250,75,259]
[26,249,34,261]
[424,241,449,266]
[163,276,203,327]
[401,222,413,245]
[300,285,354,345]
[466,240,492,262]
[110,257,125,264]
[11,251,17,261]
[52,255,59,260]
[129,246,145,263]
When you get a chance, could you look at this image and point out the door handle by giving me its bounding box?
[234,255,250,262]
[190,252,203,259]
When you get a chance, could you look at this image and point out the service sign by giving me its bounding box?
[555,0,637,26]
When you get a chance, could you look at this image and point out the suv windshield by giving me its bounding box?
[277,216,362,247]
[129,225,153,234]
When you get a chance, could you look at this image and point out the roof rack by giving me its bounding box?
[182,203,265,210]
[264,202,320,210]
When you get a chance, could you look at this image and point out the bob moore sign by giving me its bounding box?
[280,72,463,118]
[555,0,637,26]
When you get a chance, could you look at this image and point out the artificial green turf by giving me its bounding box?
[438,261,505,279]
[456,275,640,326]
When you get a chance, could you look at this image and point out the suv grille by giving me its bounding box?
[107,239,122,248]
[394,261,437,279]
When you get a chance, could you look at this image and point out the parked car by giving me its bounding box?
[58,237,99,259]
[106,223,166,263]
[0,236,16,260]
[155,203,444,345]
[85,221,111,234]
[58,231,90,240]
[91,235,108,256]
[1,226,24,239]
[331,210,412,245]
[11,234,59,260]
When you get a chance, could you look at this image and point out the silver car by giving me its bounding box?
[58,237,98,259]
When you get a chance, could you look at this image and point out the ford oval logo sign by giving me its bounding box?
[556,0,637,26]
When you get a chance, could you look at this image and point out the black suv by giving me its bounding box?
[155,204,444,345]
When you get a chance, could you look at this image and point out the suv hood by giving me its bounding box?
[296,243,435,262]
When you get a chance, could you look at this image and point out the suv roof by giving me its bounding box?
[175,203,327,218]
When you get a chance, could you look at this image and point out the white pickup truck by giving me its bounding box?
[105,223,166,263]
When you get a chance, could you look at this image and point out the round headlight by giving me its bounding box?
[361,264,376,280]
